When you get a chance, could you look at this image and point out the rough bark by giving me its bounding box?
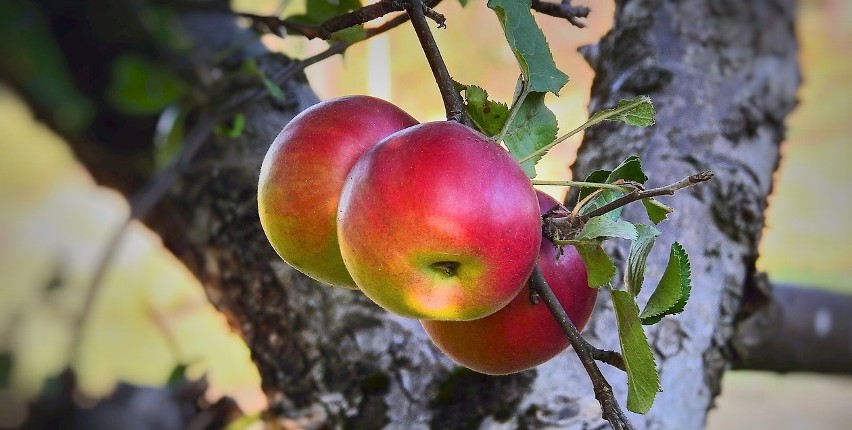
[564,0,800,428]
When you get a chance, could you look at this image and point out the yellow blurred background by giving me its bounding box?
[0,0,850,428]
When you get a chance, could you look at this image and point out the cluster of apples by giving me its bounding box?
[258,96,596,375]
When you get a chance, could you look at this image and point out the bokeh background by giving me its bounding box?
[1,0,850,428]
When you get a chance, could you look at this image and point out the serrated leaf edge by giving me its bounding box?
[639,242,692,325]
[462,85,509,138]
[642,198,674,224]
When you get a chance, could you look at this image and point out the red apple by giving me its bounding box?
[258,95,417,288]
[337,121,541,320]
[420,191,597,375]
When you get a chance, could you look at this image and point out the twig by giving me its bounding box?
[129,117,220,215]
[226,0,445,114]
[69,216,131,362]
[531,0,590,28]
[592,347,626,371]
[404,0,467,124]
[368,0,443,37]
[421,4,447,27]
[529,266,633,429]
[315,1,406,38]
[70,114,220,362]
[572,188,605,218]
[579,171,714,222]
[239,2,401,39]
[240,0,445,40]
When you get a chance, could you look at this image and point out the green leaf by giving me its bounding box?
[461,85,509,137]
[457,0,470,6]
[106,54,186,116]
[225,413,263,430]
[612,290,660,414]
[487,0,568,94]
[242,59,287,102]
[579,155,648,221]
[577,170,611,201]
[330,25,367,43]
[0,0,96,135]
[147,6,192,53]
[167,363,189,385]
[608,155,648,184]
[215,113,246,139]
[503,92,558,178]
[577,216,638,241]
[575,242,615,287]
[588,96,655,127]
[640,242,692,325]
[625,224,662,296]
[44,271,63,292]
[260,73,286,102]
[296,0,362,24]
[642,198,674,224]
[285,0,363,42]
[515,96,656,168]
[154,105,186,169]
[580,190,623,221]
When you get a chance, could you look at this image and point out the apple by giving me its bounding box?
[336,121,542,320]
[258,95,417,288]
[420,191,596,375]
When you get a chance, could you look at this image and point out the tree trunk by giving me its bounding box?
[565,0,800,428]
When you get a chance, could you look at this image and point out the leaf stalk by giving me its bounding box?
[519,96,651,164]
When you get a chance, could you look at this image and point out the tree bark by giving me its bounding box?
[732,278,852,374]
[564,0,800,428]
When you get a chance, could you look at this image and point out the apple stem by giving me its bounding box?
[404,0,469,125]
[529,266,634,430]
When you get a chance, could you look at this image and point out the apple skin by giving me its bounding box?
[420,191,596,375]
[258,95,418,288]
[337,121,542,320]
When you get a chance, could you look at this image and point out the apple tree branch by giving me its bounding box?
[403,0,467,124]
[732,275,852,374]
[529,266,634,430]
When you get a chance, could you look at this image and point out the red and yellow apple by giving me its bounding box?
[420,191,596,375]
[337,121,541,320]
[258,95,417,288]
